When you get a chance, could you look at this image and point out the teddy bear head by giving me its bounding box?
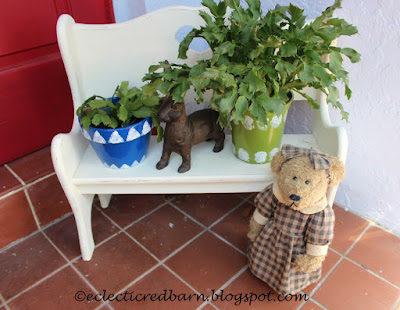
[270,145,345,212]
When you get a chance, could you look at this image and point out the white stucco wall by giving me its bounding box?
[113,0,400,235]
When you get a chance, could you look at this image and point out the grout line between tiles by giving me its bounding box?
[168,198,249,256]
[89,197,211,308]
[303,222,372,299]
[0,187,25,201]
[41,232,107,308]
[0,229,42,255]
[306,254,345,299]
[4,164,26,186]
[2,261,70,306]
[334,203,400,239]
[23,187,41,228]
[338,252,400,290]
[308,298,329,310]
[95,199,169,232]
[393,296,400,310]
[343,223,372,256]
[0,211,74,255]
[195,264,249,310]
[0,294,6,308]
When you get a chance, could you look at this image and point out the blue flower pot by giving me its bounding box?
[80,117,152,169]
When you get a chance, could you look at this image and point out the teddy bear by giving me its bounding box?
[247,144,345,295]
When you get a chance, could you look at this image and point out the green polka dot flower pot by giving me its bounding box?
[231,99,292,164]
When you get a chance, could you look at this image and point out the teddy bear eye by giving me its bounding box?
[293,177,298,181]
[305,180,310,185]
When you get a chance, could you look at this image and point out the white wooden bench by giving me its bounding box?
[53,6,347,261]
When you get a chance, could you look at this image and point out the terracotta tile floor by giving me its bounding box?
[0,190,399,310]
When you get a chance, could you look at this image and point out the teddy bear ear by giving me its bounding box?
[327,156,346,186]
[270,151,286,174]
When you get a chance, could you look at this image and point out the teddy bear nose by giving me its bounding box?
[289,194,301,201]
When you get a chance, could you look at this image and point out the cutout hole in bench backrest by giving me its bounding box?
[175,25,211,53]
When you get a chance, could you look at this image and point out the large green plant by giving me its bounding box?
[76,81,163,140]
[144,0,360,127]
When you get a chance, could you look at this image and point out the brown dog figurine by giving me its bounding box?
[156,96,225,173]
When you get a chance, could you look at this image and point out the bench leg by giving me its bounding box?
[69,192,95,261]
[98,194,112,209]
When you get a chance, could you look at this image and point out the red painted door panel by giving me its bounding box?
[0,0,115,165]
[0,0,58,56]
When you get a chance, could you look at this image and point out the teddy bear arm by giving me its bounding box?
[247,216,264,242]
[293,254,326,272]
[293,242,329,272]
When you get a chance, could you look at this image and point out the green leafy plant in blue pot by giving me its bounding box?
[76,81,162,169]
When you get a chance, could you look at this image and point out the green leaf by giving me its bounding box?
[178,29,196,59]
[219,90,238,114]
[92,114,102,126]
[142,79,163,97]
[199,10,213,24]
[227,63,247,76]
[201,0,219,16]
[156,125,164,142]
[118,81,129,97]
[255,94,285,114]
[281,42,297,57]
[162,70,179,81]
[295,90,320,109]
[327,85,340,105]
[231,96,249,122]
[88,99,108,109]
[329,51,343,74]
[117,106,128,122]
[340,48,361,63]
[189,62,206,78]
[132,106,153,118]
[216,1,227,17]
[128,97,144,111]
[304,49,322,63]
[110,118,119,128]
[249,100,268,125]
[263,66,279,80]
[148,64,161,73]
[171,80,191,102]
[246,70,266,93]
[100,114,112,125]
[158,81,177,95]
[80,116,91,130]
[217,111,230,128]
[288,3,304,22]
[298,62,315,83]
[345,84,352,99]
[312,64,333,87]
[142,96,160,107]
[214,41,236,57]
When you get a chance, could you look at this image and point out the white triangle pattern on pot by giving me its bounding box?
[120,164,130,169]
[140,155,146,162]
[131,160,139,167]
[142,121,151,135]
[108,131,124,144]
[93,131,106,144]
[127,127,141,141]
[110,164,119,169]
[81,129,91,140]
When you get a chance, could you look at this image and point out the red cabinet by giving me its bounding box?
[0,0,115,164]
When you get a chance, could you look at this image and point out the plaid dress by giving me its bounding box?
[248,184,335,295]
